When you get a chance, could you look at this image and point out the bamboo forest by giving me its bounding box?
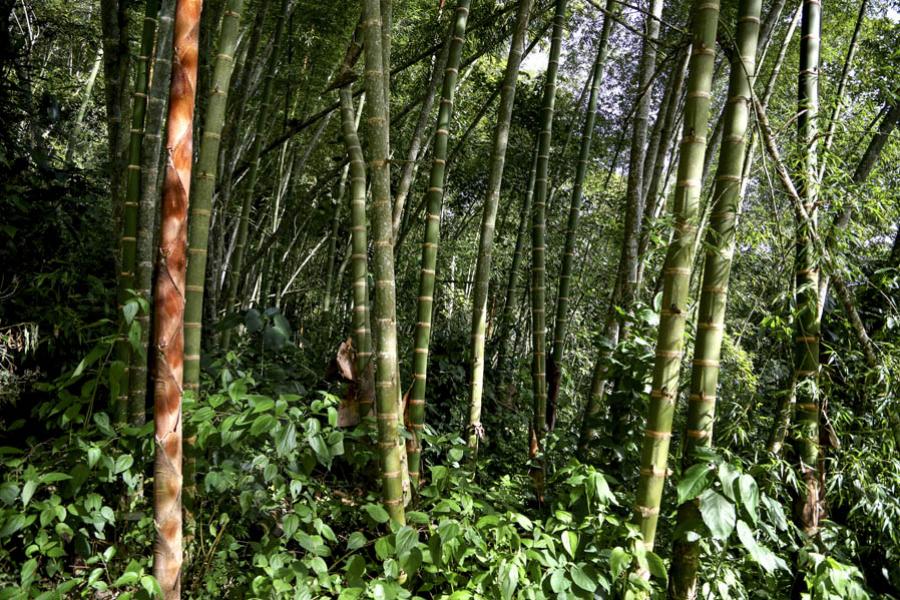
[2,0,900,597]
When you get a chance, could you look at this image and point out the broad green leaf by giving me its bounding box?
[570,564,596,592]
[761,494,789,531]
[140,575,162,598]
[736,520,786,573]
[20,558,37,586]
[406,511,429,524]
[551,567,570,593]
[114,455,133,474]
[283,514,299,539]
[21,480,37,507]
[646,551,668,584]
[0,482,18,505]
[363,503,390,524]
[346,531,367,550]
[250,414,277,436]
[275,422,297,458]
[738,474,760,524]
[499,561,518,600]
[244,309,263,333]
[395,525,418,556]
[123,299,139,324]
[114,572,140,587]
[87,447,101,469]
[438,518,461,542]
[717,462,740,501]
[561,530,579,558]
[677,463,712,504]
[699,489,736,540]
[610,547,630,578]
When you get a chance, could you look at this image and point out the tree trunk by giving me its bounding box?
[634,0,720,553]
[407,0,472,485]
[152,0,200,596]
[391,35,450,242]
[496,141,538,375]
[102,0,131,424]
[183,0,245,392]
[467,0,535,452]
[668,0,761,594]
[633,44,689,299]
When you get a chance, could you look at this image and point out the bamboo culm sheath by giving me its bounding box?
[152,0,201,596]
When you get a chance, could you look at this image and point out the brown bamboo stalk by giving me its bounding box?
[152,0,201,596]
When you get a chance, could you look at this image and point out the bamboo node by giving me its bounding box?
[693,358,720,367]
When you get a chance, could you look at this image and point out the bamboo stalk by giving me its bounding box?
[152,0,201,595]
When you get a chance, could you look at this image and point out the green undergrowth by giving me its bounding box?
[0,346,879,599]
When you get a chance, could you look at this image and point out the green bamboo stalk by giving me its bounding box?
[791,0,822,540]
[547,4,612,432]
[407,0,472,485]
[668,0,761,593]
[323,169,349,317]
[362,0,407,524]
[467,0,535,452]
[183,0,245,393]
[221,0,288,350]
[634,0,720,552]
[529,0,567,470]
[496,141,538,374]
[100,0,130,234]
[579,0,657,453]
[129,0,176,426]
[213,0,271,293]
[633,45,689,299]
[391,36,450,242]
[107,0,159,423]
[116,0,159,425]
[339,87,376,430]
